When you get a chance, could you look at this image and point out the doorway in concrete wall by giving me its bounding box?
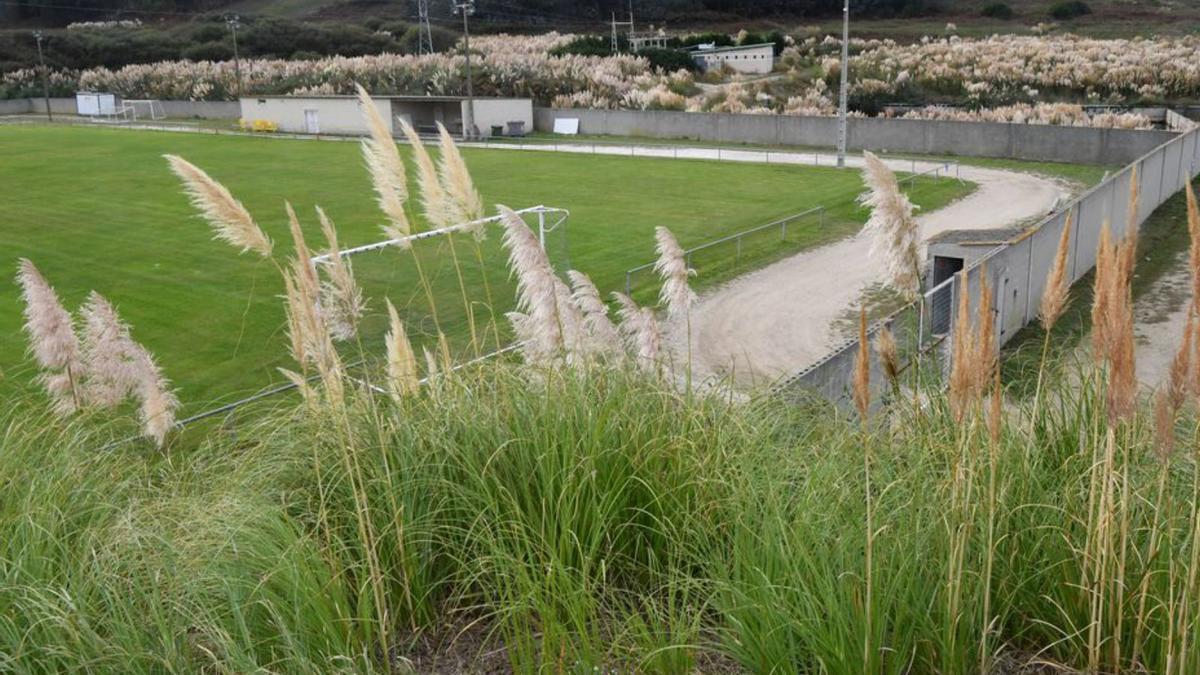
[930,255,964,335]
[304,109,320,134]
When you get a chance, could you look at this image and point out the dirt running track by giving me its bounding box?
[671,157,1068,387]
[469,140,1068,388]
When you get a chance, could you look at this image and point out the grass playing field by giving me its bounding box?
[0,124,975,410]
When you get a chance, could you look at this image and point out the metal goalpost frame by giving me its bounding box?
[305,202,570,390]
[126,99,166,121]
[309,204,569,266]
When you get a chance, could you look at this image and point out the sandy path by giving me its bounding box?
[1134,260,1192,389]
[673,156,1069,387]
[464,140,1068,387]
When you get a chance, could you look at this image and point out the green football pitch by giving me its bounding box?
[0,125,976,410]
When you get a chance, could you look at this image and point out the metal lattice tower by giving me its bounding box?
[417,0,434,54]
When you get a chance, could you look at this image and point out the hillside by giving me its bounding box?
[5,0,1198,36]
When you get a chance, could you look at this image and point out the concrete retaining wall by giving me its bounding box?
[784,124,1200,409]
[10,97,240,119]
[0,99,32,115]
[535,107,1179,165]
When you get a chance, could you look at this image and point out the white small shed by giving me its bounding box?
[75,92,118,116]
[688,43,775,75]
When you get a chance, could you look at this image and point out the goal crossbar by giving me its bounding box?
[310,204,569,266]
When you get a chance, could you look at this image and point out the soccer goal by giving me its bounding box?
[126,99,166,121]
[308,204,571,379]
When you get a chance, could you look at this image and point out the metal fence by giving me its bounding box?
[620,158,958,301]
[778,124,1200,408]
[476,134,961,175]
[622,207,825,296]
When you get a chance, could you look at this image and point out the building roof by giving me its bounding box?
[686,42,775,55]
[241,94,528,102]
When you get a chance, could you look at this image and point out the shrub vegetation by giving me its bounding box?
[981,2,1014,19]
[1050,0,1092,20]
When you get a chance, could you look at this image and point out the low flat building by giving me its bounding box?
[238,94,533,138]
[630,32,670,52]
[686,43,774,74]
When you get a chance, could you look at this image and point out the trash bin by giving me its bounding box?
[506,120,526,137]
[490,125,504,137]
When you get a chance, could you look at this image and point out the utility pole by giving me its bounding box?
[452,0,476,140]
[417,0,434,54]
[33,31,52,122]
[226,15,243,98]
[627,0,634,45]
[836,0,850,168]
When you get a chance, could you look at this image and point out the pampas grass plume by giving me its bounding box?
[135,348,178,448]
[437,122,484,235]
[568,270,622,359]
[975,267,995,385]
[423,346,440,380]
[653,226,696,321]
[385,299,419,400]
[281,204,344,403]
[613,291,662,373]
[164,155,273,257]
[499,204,563,364]
[355,84,411,242]
[400,119,451,228]
[988,369,1003,446]
[874,324,899,384]
[278,368,317,406]
[316,206,366,342]
[1092,222,1116,358]
[16,258,82,413]
[1040,213,1072,331]
[1169,310,1193,409]
[859,150,921,298]
[1154,389,1175,461]
[80,291,143,409]
[949,270,973,422]
[852,308,870,419]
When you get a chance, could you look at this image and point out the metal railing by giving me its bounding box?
[899,160,961,186]
[623,206,825,295]
[475,133,962,175]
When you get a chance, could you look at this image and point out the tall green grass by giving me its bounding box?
[4,354,1200,673]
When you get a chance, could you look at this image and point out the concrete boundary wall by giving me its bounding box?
[0,99,32,115]
[784,124,1200,409]
[8,98,240,119]
[534,107,1178,165]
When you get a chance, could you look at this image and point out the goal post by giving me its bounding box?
[125,99,166,121]
[308,204,571,376]
[310,205,570,266]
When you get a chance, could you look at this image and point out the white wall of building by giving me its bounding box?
[691,44,774,75]
[239,97,393,135]
[469,99,535,137]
